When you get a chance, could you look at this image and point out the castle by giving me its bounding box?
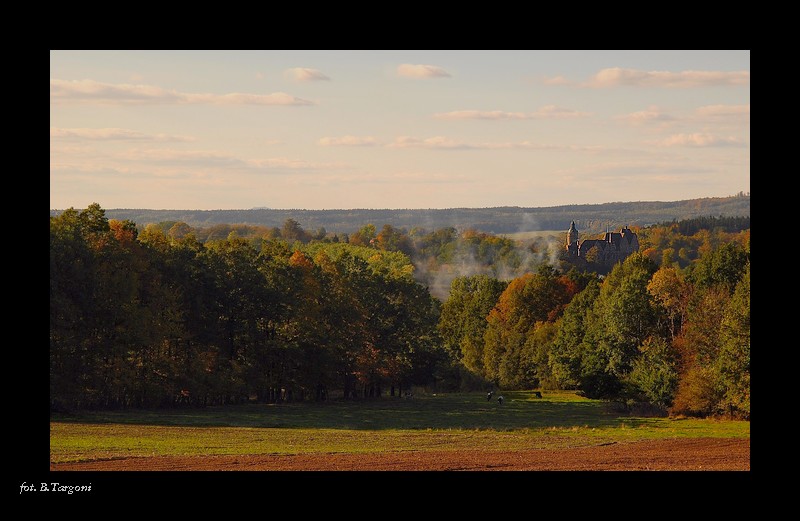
[565,221,639,266]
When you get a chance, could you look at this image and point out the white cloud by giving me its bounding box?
[435,105,590,120]
[50,79,314,105]
[435,110,523,120]
[112,148,344,170]
[249,157,347,170]
[585,68,750,88]
[388,136,620,152]
[616,106,675,125]
[695,104,750,118]
[396,64,451,79]
[389,136,472,149]
[117,148,248,169]
[553,161,719,183]
[53,144,348,180]
[50,127,194,142]
[304,171,469,186]
[656,133,746,147]
[546,68,751,89]
[542,75,570,86]
[534,105,591,118]
[286,67,331,81]
[318,136,379,146]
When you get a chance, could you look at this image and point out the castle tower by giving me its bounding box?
[566,221,578,253]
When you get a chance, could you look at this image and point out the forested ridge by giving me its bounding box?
[50,194,750,235]
[51,204,749,419]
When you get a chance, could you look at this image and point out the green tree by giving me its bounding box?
[577,253,665,399]
[549,280,601,389]
[687,241,749,293]
[500,321,558,389]
[628,336,679,408]
[50,208,96,409]
[717,263,750,418]
[438,275,507,376]
[281,218,309,243]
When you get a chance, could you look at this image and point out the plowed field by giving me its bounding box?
[50,437,749,471]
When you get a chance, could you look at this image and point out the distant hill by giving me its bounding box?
[51,195,750,235]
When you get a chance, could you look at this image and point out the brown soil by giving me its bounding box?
[51,437,749,471]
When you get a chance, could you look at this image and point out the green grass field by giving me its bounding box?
[50,390,750,464]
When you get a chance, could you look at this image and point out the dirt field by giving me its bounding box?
[50,437,749,471]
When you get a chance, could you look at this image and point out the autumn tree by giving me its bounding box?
[167,221,193,240]
[376,224,413,256]
[483,265,578,387]
[647,266,692,339]
[349,224,377,247]
[670,286,730,416]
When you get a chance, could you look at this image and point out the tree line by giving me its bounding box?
[59,194,748,235]
[51,204,443,410]
[51,204,749,419]
[439,239,750,418]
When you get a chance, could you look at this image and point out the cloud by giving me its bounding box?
[51,141,347,175]
[50,79,314,105]
[695,104,750,118]
[534,105,591,118]
[285,67,331,81]
[110,148,343,170]
[553,161,719,183]
[305,171,469,186]
[435,105,590,120]
[542,75,570,86]
[655,133,746,147]
[396,64,451,78]
[249,157,347,170]
[616,106,675,125]
[318,135,379,146]
[585,68,750,88]
[50,127,194,142]
[547,69,750,88]
[389,136,472,149]
[116,149,248,169]
[388,136,619,152]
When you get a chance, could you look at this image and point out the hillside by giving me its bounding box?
[51,195,750,234]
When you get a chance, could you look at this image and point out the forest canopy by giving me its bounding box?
[50,204,750,419]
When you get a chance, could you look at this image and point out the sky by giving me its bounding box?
[50,50,750,210]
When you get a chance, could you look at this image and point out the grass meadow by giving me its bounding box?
[50,390,750,464]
